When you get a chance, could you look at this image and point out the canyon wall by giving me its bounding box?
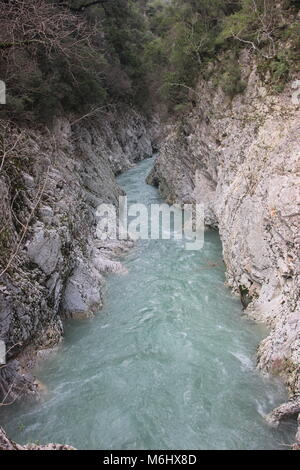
[0,108,157,399]
[148,51,300,403]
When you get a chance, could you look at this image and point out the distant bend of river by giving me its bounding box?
[1,157,296,449]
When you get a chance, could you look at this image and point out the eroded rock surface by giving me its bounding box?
[0,108,157,401]
[148,52,300,437]
[0,426,75,450]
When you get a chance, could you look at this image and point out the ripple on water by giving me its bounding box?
[1,157,297,450]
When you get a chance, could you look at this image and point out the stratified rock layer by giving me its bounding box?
[0,108,157,400]
[148,52,300,435]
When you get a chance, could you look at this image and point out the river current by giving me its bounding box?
[1,157,296,449]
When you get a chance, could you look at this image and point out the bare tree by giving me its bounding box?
[0,0,94,54]
[0,0,102,94]
[227,0,287,59]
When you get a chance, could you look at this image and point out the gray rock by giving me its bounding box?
[0,426,76,450]
[0,106,158,402]
[62,261,103,318]
[22,173,35,189]
[26,229,62,275]
[148,52,300,401]
[39,205,54,218]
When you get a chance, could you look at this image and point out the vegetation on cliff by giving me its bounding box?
[0,0,299,282]
[0,0,299,450]
[0,0,299,121]
[0,0,150,123]
[144,0,300,109]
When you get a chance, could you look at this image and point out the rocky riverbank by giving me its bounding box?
[0,426,75,450]
[147,51,300,439]
[0,108,158,403]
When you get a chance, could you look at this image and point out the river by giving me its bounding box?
[1,157,296,449]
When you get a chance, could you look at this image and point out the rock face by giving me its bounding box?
[0,108,157,400]
[148,52,300,433]
[0,426,75,450]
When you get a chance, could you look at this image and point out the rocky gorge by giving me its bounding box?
[147,51,300,440]
[0,8,300,450]
[1,53,300,449]
[0,108,157,409]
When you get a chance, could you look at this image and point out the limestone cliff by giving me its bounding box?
[0,108,157,401]
[148,51,300,434]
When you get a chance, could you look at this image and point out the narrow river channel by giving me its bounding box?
[1,157,296,449]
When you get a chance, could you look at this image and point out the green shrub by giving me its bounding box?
[0,0,151,122]
[257,51,294,92]
[173,102,190,114]
[219,63,247,97]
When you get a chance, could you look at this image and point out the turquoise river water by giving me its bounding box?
[1,157,296,449]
